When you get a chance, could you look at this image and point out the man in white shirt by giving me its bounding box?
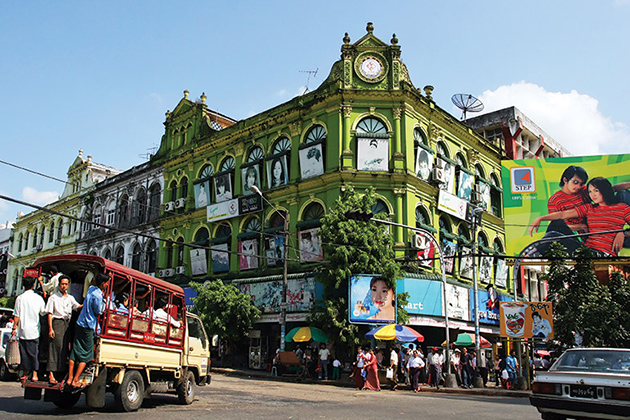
[45,275,81,385]
[13,276,46,382]
[38,265,62,298]
[318,343,330,380]
[153,296,181,328]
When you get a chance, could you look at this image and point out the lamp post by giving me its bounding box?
[251,186,289,351]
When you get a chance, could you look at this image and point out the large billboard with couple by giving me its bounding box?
[501,153,630,258]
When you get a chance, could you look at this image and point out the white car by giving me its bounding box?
[0,307,17,381]
[530,348,630,420]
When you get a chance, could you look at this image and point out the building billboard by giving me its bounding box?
[501,154,630,257]
[349,275,396,324]
[500,301,553,339]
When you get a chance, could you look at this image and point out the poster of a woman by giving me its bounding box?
[349,275,396,324]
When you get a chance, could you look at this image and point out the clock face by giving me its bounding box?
[359,57,383,80]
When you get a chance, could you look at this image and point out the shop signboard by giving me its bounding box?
[501,153,630,257]
[499,301,554,339]
[396,278,443,316]
[470,287,513,325]
[207,198,239,223]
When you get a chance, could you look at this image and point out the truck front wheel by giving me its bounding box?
[177,370,195,405]
[114,370,144,412]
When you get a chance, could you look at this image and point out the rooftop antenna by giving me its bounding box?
[299,68,318,94]
[139,145,158,161]
[451,93,484,120]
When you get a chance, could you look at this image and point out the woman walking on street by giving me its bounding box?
[362,348,381,391]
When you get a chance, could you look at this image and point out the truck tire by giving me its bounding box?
[53,391,82,409]
[177,370,195,405]
[114,370,144,412]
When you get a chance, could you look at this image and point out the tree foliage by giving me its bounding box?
[190,279,261,342]
[541,242,630,348]
[308,186,406,350]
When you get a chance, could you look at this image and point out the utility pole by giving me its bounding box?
[470,207,483,384]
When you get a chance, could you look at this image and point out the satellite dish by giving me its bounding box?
[451,94,484,120]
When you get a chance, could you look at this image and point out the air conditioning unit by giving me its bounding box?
[164,201,175,212]
[432,168,446,183]
[36,244,43,251]
[472,191,483,204]
[175,266,186,274]
[160,268,175,277]
[175,198,186,209]
[474,183,485,193]
[434,158,446,170]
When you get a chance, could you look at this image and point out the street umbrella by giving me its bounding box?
[452,332,491,348]
[285,326,328,343]
[365,324,424,342]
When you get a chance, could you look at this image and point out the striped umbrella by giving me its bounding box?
[365,324,424,342]
[285,326,328,343]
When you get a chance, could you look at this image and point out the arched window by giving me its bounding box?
[219,156,235,172]
[414,129,434,181]
[455,152,467,169]
[438,215,451,234]
[176,237,185,266]
[169,180,178,202]
[166,242,174,269]
[477,231,489,249]
[436,141,449,159]
[146,240,158,274]
[115,246,125,265]
[247,146,264,163]
[303,202,325,222]
[118,194,130,227]
[457,224,470,242]
[493,238,504,254]
[371,199,389,216]
[300,125,326,180]
[415,206,431,227]
[48,222,55,243]
[106,200,116,226]
[39,227,45,248]
[489,173,502,217]
[474,164,485,179]
[56,219,63,243]
[180,177,189,199]
[356,117,389,172]
[148,183,161,221]
[239,217,261,271]
[17,234,22,252]
[267,138,290,189]
[25,232,30,250]
[93,204,102,227]
[32,228,38,248]
[104,248,112,261]
[131,243,142,271]
[134,188,147,225]
[213,223,232,274]
[199,164,214,179]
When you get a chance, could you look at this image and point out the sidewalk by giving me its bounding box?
[211,366,532,398]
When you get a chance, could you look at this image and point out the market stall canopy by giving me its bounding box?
[284,326,328,343]
[452,332,491,348]
[365,324,424,342]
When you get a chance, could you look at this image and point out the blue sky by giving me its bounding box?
[1,0,629,225]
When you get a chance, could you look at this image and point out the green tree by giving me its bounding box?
[542,242,630,347]
[308,186,406,352]
[190,279,261,347]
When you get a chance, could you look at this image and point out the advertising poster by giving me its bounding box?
[415,233,435,268]
[189,249,208,276]
[438,159,456,195]
[207,198,239,223]
[211,243,230,273]
[495,258,508,288]
[415,148,433,181]
[397,278,443,316]
[194,179,211,208]
[438,189,469,222]
[299,227,323,262]
[238,277,319,313]
[266,155,288,188]
[349,275,396,324]
[500,301,554,339]
[238,239,259,270]
[477,181,491,212]
[459,246,473,279]
[357,137,389,171]
[299,144,324,179]
[470,288,513,326]
[479,255,493,284]
[241,164,261,196]
[501,153,630,257]
[214,173,233,203]
[446,283,470,321]
[442,239,457,275]
[457,171,473,201]
[265,234,284,267]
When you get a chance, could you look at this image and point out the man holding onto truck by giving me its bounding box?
[13,276,46,382]
[66,273,110,388]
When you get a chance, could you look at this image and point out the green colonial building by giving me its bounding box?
[151,23,509,368]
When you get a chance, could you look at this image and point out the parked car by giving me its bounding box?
[530,347,630,420]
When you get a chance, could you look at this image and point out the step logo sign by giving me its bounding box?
[510,166,536,193]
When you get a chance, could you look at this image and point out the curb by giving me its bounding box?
[210,367,532,398]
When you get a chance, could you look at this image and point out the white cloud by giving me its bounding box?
[476,81,630,156]
[22,187,59,206]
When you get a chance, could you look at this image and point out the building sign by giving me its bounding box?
[396,278,442,316]
[207,198,239,223]
[502,153,630,257]
[299,227,323,262]
[446,283,470,321]
[438,189,468,221]
[349,275,396,324]
[238,277,320,314]
[299,143,324,179]
[239,194,262,215]
[500,301,554,339]
[470,288,513,326]
[357,137,388,171]
[189,249,208,276]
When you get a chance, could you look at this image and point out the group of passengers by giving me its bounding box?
[11,265,180,389]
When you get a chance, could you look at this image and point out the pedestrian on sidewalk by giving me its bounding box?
[429,347,443,389]
[362,348,381,391]
[332,357,341,380]
[461,347,474,388]
[13,276,46,382]
[353,346,366,389]
[450,348,462,386]
[318,343,330,380]
[407,349,425,393]
[389,346,399,390]
[478,349,489,387]
[506,350,519,390]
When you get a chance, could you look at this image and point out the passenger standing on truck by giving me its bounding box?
[12,276,46,382]
[46,275,82,385]
[66,273,110,388]
[38,265,62,298]
[153,296,181,328]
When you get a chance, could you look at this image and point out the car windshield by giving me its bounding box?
[551,349,630,373]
